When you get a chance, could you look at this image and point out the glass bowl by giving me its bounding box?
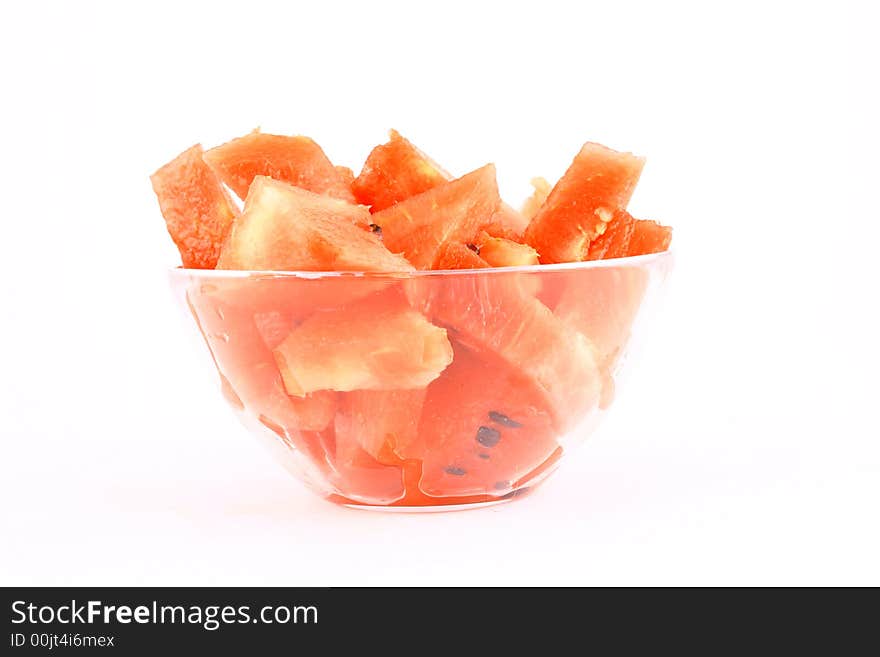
[170,252,672,511]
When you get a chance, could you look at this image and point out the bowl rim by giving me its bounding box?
[168,249,674,280]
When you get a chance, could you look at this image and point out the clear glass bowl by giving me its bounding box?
[170,252,672,511]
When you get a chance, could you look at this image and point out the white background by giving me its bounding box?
[1,0,878,586]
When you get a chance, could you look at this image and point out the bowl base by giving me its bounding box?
[341,498,513,513]
[338,487,533,513]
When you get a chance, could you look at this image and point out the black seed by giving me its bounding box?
[494,480,510,490]
[445,466,466,476]
[476,426,501,448]
[489,411,522,428]
[369,223,383,238]
[478,453,490,460]
[466,243,480,254]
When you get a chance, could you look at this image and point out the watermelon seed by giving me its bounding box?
[494,481,510,490]
[445,466,467,476]
[478,453,490,460]
[369,223,383,238]
[488,411,522,428]
[476,426,501,448]
[466,243,480,254]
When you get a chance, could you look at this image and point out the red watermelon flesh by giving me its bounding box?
[433,242,489,270]
[335,165,356,190]
[627,219,673,256]
[330,422,406,504]
[150,144,239,269]
[352,129,450,212]
[480,204,530,241]
[585,208,636,260]
[252,310,294,349]
[369,165,501,270]
[334,389,427,464]
[215,177,411,272]
[260,422,405,507]
[418,344,558,497]
[524,142,645,264]
[407,272,601,431]
[204,131,356,202]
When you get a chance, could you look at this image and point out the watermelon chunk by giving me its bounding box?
[407,273,601,430]
[353,130,529,238]
[215,177,411,272]
[204,131,355,202]
[273,292,453,395]
[370,165,502,270]
[352,129,449,211]
[418,344,558,497]
[524,143,645,263]
[330,430,406,504]
[150,144,239,269]
[335,389,426,463]
[627,219,673,256]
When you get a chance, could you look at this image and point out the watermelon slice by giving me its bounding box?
[204,131,356,202]
[335,389,426,464]
[627,219,673,256]
[407,273,601,430]
[418,344,558,497]
[273,292,453,395]
[215,177,411,272]
[524,142,645,264]
[369,165,501,270]
[353,130,529,238]
[150,144,239,269]
[352,129,450,212]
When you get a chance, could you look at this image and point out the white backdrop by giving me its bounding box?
[1,0,878,585]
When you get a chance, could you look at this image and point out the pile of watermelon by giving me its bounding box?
[153,130,672,506]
